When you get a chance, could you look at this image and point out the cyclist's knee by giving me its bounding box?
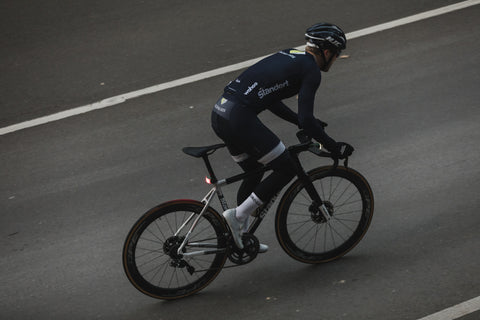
[268,151,296,178]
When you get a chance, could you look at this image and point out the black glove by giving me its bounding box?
[333,142,354,159]
[316,119,328,129]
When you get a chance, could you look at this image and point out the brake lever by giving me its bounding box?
[304,138,348,169]
[333,156,339,169]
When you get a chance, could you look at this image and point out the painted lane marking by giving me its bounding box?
[417,296,480,320]
[1,0,479,136]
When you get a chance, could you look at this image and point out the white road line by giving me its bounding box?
[1,0,479,136]
[345,0,480,39]
[417,296,480,320]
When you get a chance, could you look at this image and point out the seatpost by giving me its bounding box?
[202,155,218,184]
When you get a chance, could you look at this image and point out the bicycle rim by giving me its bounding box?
[276,166,374,263]
[123,200,228,299]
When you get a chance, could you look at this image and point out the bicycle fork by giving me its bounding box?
[290,153,333,222]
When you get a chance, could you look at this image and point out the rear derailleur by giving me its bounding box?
[164,236,195,275]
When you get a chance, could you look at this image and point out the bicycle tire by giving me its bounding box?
[275,166,374,264]
[123,200,228,299]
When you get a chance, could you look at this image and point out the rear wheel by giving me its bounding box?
[275,166,374,263]
[123,200,228,299]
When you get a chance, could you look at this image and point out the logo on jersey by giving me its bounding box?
[214,104,226,113]
[258,80,289,99]
[243,82,258,96]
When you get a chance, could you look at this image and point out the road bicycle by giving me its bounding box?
[122,130,374,299]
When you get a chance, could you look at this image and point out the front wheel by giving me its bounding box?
[275,166,374,264]
[123,200,228,299]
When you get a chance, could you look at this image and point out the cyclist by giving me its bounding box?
[211,23,354,251]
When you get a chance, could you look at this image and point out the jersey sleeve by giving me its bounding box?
[269,101,299,126]
[297,68,337,151]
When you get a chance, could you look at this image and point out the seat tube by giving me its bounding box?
[202,155,218,183]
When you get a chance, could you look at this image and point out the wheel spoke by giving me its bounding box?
[123,202,227,299]
[277,168,373,263]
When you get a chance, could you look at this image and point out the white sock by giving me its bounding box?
[235,193,263,222]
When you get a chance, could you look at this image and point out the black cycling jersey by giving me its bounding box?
[223,48,336,150]
[212,48,339,203]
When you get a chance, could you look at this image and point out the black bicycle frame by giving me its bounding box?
[200,142,326,234]
[177,139,337,256]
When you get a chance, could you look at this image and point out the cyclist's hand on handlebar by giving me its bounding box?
[316,119,328,128]
[296,130,311,143]
[333,142,354,159]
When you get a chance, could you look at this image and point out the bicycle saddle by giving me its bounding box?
[182,144,226,158]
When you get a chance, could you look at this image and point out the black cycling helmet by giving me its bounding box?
[305,23,347,54]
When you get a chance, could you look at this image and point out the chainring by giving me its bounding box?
[227,234,260,265]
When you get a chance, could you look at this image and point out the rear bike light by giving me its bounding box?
[205,176,212,184]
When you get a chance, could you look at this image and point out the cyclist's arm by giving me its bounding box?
[297,70,337,151]
[269,101,299,126]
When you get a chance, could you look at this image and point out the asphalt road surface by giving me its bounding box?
[1,1,479,319]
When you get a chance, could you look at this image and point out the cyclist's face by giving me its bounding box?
[306,47,338,71]
[320,49,337,72]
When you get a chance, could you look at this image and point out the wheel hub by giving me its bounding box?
[163,236,195,274]
[310,201,334,223]
[163,236,185,259]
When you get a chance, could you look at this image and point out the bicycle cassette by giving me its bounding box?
[227,234,259,265]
